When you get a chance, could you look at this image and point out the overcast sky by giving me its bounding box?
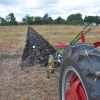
[0,0,100,22]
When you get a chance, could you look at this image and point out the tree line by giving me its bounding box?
[0,13,100,25]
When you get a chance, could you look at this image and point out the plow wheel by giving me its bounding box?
[48,55,54,73]
[59,43,100,100]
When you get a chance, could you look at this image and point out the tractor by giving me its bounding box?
[47,24,100,100]
[22,24,100,100]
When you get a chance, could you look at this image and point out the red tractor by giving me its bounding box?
[22,25,100,100]
[59,25,100,100]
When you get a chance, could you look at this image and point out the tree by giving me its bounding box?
[43,13,49,24]
[6,13,17,25]
[71,20,84,25]
[34,16,42,24]
[47,17,53,24]
[66,13,84,25]
[0,16,7,25]
[74,13,83,21]
[22,15,34,25]
[84,16,95,23]
[55,17,65,24]
[95,16,100,25]
[22,18,27,24]
[67,14,75,22]
[26,15,34,25]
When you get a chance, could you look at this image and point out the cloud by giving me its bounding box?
[0,0,25,5]
[0,0,100,21]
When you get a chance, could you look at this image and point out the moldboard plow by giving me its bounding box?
[21,25,100,100]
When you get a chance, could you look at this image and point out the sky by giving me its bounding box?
[0,0,100,22]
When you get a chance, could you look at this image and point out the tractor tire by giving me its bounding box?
[59,43,100,100]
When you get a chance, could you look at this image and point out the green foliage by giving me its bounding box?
[0,13,18,25]
[84,16,95,23]
[55,17,65,24]
[95,16,100,25]
[66,13,84,25]
[0,16,7,25]
[71,20,84,25]
[84,15,100,25]
[43,13,48,24]
[34,16,43,24]
[1,12,100,25]
[6,13,18,25]
[22,15,34,25]
[67,14,75,22]
[47,17,53,24]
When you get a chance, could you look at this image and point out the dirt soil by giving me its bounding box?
[0,56,59,100]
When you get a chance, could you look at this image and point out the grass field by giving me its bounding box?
[0,25,100,100]
[32,25,100,45]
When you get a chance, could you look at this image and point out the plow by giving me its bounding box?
[21,25,100,100]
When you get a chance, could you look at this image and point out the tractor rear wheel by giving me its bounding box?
[59,43,100,100]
